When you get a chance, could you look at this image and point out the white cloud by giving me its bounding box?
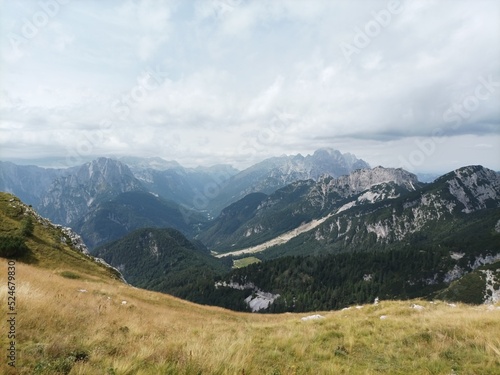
[0,0,499,172]
[246,76,284,118]
[117,0,171,61]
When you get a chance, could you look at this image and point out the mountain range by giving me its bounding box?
[71,190,206,249]
[88,164,499,312]
[238,165,500,260]
[199,166,423,253]
[0,148,369,247]
[203,148,370,214]
[1,149,499,314]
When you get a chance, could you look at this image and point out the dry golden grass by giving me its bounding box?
[1,258,500,375]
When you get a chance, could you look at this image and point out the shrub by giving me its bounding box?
[59,271,81,280]
[21,216,35,237]
[0,236,28,258]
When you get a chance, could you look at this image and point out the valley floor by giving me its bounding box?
[1,259,499,375]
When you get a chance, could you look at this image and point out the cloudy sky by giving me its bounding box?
[1,0,499,173]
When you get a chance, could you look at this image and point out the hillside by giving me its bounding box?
[2,259,500,375]
[125,159,239,210]
[0,192,121,280]
[94,227,234,305]
[72,191,206,250]
[1,192,500,374]
[200,166,422,253]
[223,165,500,260]
[438,260,500,304]
[216,239,500,313]
[203,166,500,312]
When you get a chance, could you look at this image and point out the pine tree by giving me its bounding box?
[20,216,34,237]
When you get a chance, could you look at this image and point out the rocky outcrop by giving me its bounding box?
[39,158,144,225]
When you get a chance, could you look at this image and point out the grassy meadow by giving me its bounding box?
[232,256,261,269]
[1,258,499,374]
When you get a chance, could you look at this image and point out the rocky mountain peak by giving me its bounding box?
[311,148,342,159]
[39,158,145,225]
[119,156,183,171]
[445,165,500,213]
[305,148,370,178]
[207,148,371,214]
[316,166,420,196]
[84,157,135,179]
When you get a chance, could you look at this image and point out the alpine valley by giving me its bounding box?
[2,191,500,374]
[1,148,499,316]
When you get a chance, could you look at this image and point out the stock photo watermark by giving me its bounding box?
[65,65,170,166]
[6,260,18,368]
[398,74,500,171]
[110,66,170,121]
[340,0,409,64]
[237,109,295,159]
[442,75,500,128]
[8,0,70,53]
[211,0,243,18]
[187,170,233,215]
[180,109,295,223]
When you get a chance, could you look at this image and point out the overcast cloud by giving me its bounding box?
[1,0,499,173]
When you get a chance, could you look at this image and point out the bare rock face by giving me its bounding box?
[202,165,421,252]
[310,166,420,205]
[39,158,145,225]
[446,166,500,213]
[346,166,500,244]
[209,148,370,214]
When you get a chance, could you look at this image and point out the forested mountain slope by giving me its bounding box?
[200,166,422,253]
[72,191,206,250]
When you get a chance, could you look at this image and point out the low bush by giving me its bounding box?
[0,236,28,258]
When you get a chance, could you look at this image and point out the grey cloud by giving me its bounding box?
[0,0,499,172]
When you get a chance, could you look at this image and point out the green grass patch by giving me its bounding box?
[233,256,261,269]
[59,271,82,280]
